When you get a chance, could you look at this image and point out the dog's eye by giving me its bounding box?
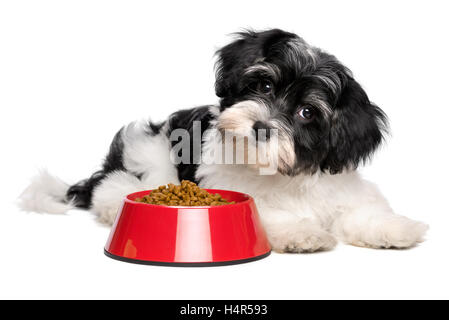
[258,80,273,94]
[297,106,316,123]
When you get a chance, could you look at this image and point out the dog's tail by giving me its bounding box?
[18,169,105,214]
[18,169,74,214]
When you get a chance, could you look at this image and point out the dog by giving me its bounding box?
[20,29,428,253]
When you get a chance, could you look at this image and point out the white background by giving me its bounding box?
[1,0,448,299]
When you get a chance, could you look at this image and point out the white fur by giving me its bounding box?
[216,100,296,172]
[20,118,428,252]
[91,171,145,224]
[121,120,179,186]
[86,114,428,251]
[196,138,428,252]
[18,169,74,214]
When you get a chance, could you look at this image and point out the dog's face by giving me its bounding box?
[215,29,387,175]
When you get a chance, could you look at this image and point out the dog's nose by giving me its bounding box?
[253,121,272,141]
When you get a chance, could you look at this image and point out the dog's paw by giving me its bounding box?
[269,226,337,253]
[378,216,428,249]
[96,206,119,225]
[350,216,429,249]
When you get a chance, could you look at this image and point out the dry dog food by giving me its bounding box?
[135,180,235,206]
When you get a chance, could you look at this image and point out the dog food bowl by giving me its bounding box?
[104,189,271,266]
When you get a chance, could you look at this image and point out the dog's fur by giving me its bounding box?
[19,29,428,252]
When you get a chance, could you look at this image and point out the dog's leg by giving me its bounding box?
[90,171,145,225]
[331,177,428,249]
[258,206,337,253]
[90,121,180,225]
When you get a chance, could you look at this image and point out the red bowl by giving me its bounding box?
[104,189,271,266]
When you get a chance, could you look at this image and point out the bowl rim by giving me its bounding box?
[124,188,254,209]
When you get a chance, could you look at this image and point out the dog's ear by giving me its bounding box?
[321,77,388,174]
[214,31,262,99]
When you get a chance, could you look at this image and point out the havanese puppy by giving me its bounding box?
[20,29,428,253]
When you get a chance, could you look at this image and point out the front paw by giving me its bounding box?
[268,226,337,253]
[380,216,428,249]
[351,216,429,249]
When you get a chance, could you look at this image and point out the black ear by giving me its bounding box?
[321,77,388,174]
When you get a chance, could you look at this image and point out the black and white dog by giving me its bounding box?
[20,29,427,252]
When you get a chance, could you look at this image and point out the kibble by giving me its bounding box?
[134,180,235,206]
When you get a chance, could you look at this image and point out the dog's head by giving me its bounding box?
[215,29,388,175]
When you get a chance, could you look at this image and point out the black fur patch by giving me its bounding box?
[321,78,388,173]
[166,105,216,183]
[147,121,165,136]
[66,171,107,209]
[215,29,299,109]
